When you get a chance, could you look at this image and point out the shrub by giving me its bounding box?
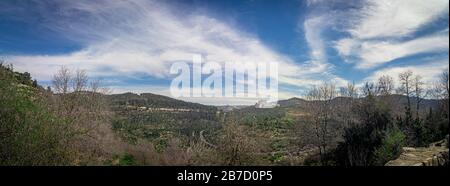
[1,65,75,165]
[106,153,136,166]
[333,96,391,166]
[373,125,406,165]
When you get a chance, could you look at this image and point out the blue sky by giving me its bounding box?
[0,0,449,105]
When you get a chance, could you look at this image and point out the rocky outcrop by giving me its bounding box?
[386,136,449,166]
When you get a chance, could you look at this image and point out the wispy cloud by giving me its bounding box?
[3,0,447,105]
[298,1,351,89]
[362,59,449,85]
[334,0,449,69]
[349,0,449,39]
[344,31,449,69]
[304,15,328,63]
[3,0,327,105]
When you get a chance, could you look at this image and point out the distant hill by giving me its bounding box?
[276,95,440,117]
[106,92,216,111]
[106,92,220,140]
[216,105,249,112]
[278,97,308,107]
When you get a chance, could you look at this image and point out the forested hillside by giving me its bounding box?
[1,63,448,166]
[1,63,74,165]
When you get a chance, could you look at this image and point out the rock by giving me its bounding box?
[385,138,449,166]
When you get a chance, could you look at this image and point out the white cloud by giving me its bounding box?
[362,59,449,85]
[334,0,449,69]
[350,0,449,39]
[300,11,347,88]
[334,38,360,57]
[7,1,302,79]
[304,15,328,63]
[355,32,448,69]
[4,0,333,105]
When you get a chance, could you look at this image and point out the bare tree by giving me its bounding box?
[398,70,414,117]
[440,70,449,118]
[218,120,261,165]
[431,70,449,99]
[377,75,395,96]
[90,79,101,93]
[305,82,337,165]
[398,70,413,105]
[339,82,359,129]
[50,66,112,163]
[442,70,449,100]
[412,75,426,118]
[52,66,71,94]
[397,71,427,118]
[361,82,376,97]
[432,69,449,116]
[340,81,358,98]
[89,78,110,94]
[72,69,88,92]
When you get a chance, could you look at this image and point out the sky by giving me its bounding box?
[0,0,449,105]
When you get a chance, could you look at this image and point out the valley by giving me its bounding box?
[1,63,448,166]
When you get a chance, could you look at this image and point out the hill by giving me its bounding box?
[276,95,440,116]
[106,92,220,144]
[0,63,73,165]
[107,92,215,110]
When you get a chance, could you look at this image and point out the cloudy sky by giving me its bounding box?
[0,0,448,105]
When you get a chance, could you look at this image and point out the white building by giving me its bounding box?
[254,99,279,108]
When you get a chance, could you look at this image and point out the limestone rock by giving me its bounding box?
[386,137,449,166]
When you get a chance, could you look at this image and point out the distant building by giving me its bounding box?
[254,99,279,108]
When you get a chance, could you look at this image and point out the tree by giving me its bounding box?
[340,81,358,98]
[52,66,71,94]
[305,82,337,165]
[50,66,112,164]
[1,63,75,165]
[433,70,449,118]
[398,70,413,113]
[423,69,450,144]
[377,75,395,96]
[440,70,449,119]
[397,70,415,130]
[412,75,426,118]
[440,70,450,100]
[218,120,260,165]
[361,82,376,97]
[335,94,392,166]
[373,124,405,165]
[72,69,88,92]
[338,81,359,129]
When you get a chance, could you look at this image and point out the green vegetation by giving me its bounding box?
[1,63,74,165]
[373,125,406,165]
[334,96,393,166]
[305,71,449,166]
[105,153,137,166]
[1,62,448,166]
